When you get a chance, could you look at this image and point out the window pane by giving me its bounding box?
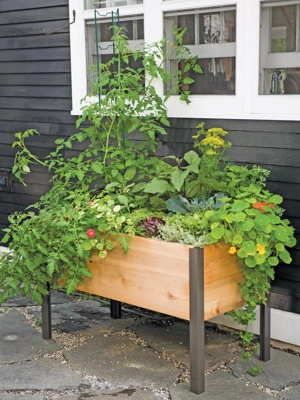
[271,5,297,53]
[86,18,144,92]
[260,3,299,94]
[165,7,236,95]
[85,0,143,9]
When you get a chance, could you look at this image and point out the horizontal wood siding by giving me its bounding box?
[0,1,299,315]
[0,0,77,237]
[162,118,300,314]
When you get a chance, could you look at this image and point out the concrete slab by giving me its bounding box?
[279,385,300,400]
[56,389,158,399]
[230,348,300,390]
[29,301,134,334]
[64,333,179,388]
[170,370,275,400]
[0,359,88,391]
[0,395,44,400]
[133,323,239,369]
[0,310,60,364]
[2,290,77,307]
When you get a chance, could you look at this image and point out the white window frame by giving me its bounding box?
[69,0,300,121]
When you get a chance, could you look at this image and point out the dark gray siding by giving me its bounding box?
[0,1,299,314]
[162,119,300,313]
[0,0,77,235]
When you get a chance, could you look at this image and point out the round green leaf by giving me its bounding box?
[241,240,256,254]
[255,253,266,265]
[238,219,255,232]
[268,215,281,225]
[245,256,257,268]
[237,248,248,258]
[231,200,249,212]
[279,251,292,264]
[254,214,269,226]
[211,226,225,240]
[268,256,279,266]
[275,227,289,242]
[230,212,246,222]
[275,243,285,252]
[233,235,243,245]
[269,194,283,205]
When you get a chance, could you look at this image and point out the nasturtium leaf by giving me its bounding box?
[279,250,292,263]
[238,219,255,232]
[269,194,283,204]
[286,236,297,247]
[255,253,266,265]
[268,215,281,224]
[230,200,249,212]
[275,227,289,242]
[245,256,257,268]
[275,243,285,252]
[204,210,214,219]
[99,251,107,259]
[233,235,243,245]
[254,214,269,226]
[230,212,246,222]
[241,240,257,254]
[211,226,225,240]
[82,242,92,251]
[268,256,279,266]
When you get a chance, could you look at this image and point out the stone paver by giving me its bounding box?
[133,322,239,369]
[279,385,300,400]
[2,290,77,307]
[0,359,88,391]
[29,300,134,334]
[0,395,44,400]
[64,333,179,388]
[230,348,300,390]
[0,310,60,364]
[170,370,275,400]
[57,389,158,399]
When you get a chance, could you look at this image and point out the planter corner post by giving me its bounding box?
[189,246,205,395]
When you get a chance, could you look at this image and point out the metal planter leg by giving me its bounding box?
[189,247,205,395]
[42,282,52,340]
[260,298,271,361]
[110,300,122,319]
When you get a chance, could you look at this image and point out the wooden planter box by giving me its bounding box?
[42,236,270,396]
[76,236,245,321]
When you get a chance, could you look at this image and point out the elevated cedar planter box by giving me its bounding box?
[76,236,245,321]
[42,236,270,396]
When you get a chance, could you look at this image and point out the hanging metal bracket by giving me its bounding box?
[44,10,76,35]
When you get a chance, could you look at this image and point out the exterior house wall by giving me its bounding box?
[0,1,299,320]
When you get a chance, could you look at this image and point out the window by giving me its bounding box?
[86,16,144,91]
[85,0,143,9]
[165,7,236,95]
[260,1,300,94]
[69,0,300,121]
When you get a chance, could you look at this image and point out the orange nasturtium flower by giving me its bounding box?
[229,246,237,254]
[257,244,266,255]
[252,202,274,213]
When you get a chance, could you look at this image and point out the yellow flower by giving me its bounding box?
[229,246,237,254]
[257,244,265,255]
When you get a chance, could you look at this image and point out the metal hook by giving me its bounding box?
[44,10,76,35]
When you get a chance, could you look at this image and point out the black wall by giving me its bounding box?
[0,1,299,314]
[0,0,77,235]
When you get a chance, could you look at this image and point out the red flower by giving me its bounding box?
[253,202,274,213]
[88,200,93,207]
[86,229,96,238]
